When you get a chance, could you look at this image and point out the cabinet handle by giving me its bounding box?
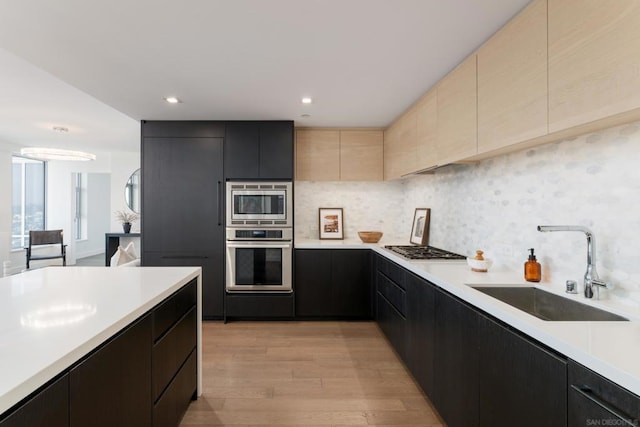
[217,180,222,226]
[571,384,637,426]
[161,255,209,260]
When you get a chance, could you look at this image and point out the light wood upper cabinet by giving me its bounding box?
[295,129,340,181]
[416,89,438,171]
[384,108,417,180]
[340,130,383,181]
[295,129,383,181]
[436,55,478,165]
[477,0,548,154]
[548,0,640,133]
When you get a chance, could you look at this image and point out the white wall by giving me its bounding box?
[75,173,111,259]
[296,121,640,297]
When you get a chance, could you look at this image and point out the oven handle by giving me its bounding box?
[226,241,292,249]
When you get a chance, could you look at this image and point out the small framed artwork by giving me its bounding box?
[410,208,431,245]
[319,208,344,240]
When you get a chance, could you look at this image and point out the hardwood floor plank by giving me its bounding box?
[180,321,442,427]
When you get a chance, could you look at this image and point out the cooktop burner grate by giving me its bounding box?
[384,245,466,260]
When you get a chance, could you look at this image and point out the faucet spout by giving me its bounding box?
[537,225,604,299]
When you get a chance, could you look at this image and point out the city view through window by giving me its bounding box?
[12,156,45,249]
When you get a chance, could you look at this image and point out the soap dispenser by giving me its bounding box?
[524,248,541,282]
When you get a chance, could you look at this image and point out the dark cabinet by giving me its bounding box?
[295,249,372,318]
[225,293,295,318]
[224,121,293,180]
[0,374,68,427]
[568,359,640,427]
[479,315,567,427]
[69,314,153,427]
[404,272,437,397]
[142,121,225,319]
[433,289,479,427]
[375,255,407,361]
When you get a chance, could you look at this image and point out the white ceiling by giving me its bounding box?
[0,0,531,153]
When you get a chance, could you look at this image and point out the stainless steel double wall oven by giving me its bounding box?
[225,181,293,292]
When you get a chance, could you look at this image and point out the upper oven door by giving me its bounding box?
[226,182,292,227]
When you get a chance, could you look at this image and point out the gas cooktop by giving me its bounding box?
[384,245,466,260]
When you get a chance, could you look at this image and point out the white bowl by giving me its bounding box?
[467,257,493,272]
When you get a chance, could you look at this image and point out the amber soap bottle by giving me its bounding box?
[524,248,541,282]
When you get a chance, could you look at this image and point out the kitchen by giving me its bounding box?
[2,0,640,426]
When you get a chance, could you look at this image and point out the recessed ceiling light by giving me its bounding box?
[52,126,69,133]
[300,114,311,118]
[301,97,312,104]
[164,96,181,104]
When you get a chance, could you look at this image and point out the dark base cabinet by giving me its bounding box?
[433,289,480,427]
[70,315,153,427]
[479,316,567,427]
[0,374,69,427]
[225,293,295,319]
[404,272,436,398]
[569,360,640,427]
[1,279,198,427]
[295,249,372,319]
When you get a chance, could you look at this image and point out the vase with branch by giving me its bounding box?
[114,210,139,233]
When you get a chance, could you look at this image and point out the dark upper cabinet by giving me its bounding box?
[295,249,372,318]
[479,315,567,427]
[224,121,293,180]
[142,136,224,253]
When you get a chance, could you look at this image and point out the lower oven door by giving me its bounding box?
[226,240,292,292]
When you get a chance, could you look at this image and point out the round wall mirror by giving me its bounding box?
[124,169,140,213]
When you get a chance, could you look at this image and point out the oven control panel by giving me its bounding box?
[226,228,293,241]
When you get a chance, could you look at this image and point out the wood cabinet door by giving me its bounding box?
[433,289,479,427]
[142,137,224,253]
[477,0,548,154]
[436,55,478,166]
[70,315,152,427]
[259,121,294,180]
[224,122,260,179]
[549,0,640,132]
[339,130,383,181]
[404,273,436,398]
[415,89,438,171]
[479,315,567,427]
[0,375,68,427]
[331,249,372,317]
[294,249,333,317]
[383,108,417,180]
[295,129,340,181]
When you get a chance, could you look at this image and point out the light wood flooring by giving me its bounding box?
[180,321,443,426]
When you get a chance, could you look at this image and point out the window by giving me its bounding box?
[12,156,46,249]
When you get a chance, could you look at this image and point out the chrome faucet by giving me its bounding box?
[537,225,613,299]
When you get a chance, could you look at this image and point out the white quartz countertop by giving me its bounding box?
[295,238,640,396]
[0,266,201,414]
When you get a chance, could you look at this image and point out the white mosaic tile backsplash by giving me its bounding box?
[295,121,640,296]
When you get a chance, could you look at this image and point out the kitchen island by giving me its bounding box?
[296,239,640,425]
[0,266,202,426]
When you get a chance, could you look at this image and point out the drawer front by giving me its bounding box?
[376,292,406,360]
[153,306,197,402]
[568,360,640,427]
[376,255,405,288]
[153,279,197,342]
[153,349,197,427]
[377,273,406,316]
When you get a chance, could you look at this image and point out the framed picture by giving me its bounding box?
[319,208,344,240]
[410,208,430,245]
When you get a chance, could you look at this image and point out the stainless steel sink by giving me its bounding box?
[472,286,628,321]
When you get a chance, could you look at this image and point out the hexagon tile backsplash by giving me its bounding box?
[295,120,640,295]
